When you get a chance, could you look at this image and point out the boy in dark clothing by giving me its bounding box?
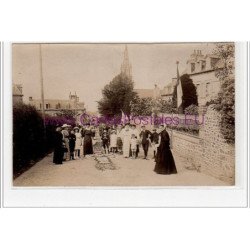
[101,129,110,154]
[139,125,152,160]
[150,128,159,159]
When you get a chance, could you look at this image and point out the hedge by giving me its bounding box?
[13,103,76,177]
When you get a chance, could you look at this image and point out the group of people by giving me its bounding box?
[53,122,177,175]
[53,123,95,164]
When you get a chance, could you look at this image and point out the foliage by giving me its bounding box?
[172,74,198,114]
[55,109,77,120]
[184,104,199,115]
[211,43,235,144]
[157,99,173,113]
[13,103,76,177]
[45,115,75,127]
[13,103,46,177]
[97,73,138,117]
[131,96,154,116]
[180,74,198,112]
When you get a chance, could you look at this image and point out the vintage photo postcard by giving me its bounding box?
[2,42,248,207]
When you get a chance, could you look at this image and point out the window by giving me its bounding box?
[46,103,50,109]
[191,63,195,72]
[40,103,42,109]
[201,61,206,71]
[56,103,61,109]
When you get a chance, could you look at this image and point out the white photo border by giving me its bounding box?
[2,42,248,208]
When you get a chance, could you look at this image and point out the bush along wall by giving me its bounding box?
[13,103,46,177]
[13,103,76,177]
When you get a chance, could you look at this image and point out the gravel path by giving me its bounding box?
[13,149,228,186]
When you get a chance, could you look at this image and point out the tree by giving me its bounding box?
[55,109,76,120]
[211,43,235,144]
[98,73,138,117]
[158,99,173,113]
[131,96,154,116]
[180,74,198,112]
[184,104,199,115]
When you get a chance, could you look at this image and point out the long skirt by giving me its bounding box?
[123,138,130,157]
[83,136,93,155]
[154,147,177,175]
[53,147,63,164]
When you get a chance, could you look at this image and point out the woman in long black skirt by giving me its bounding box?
[154,125,177,175]
[82,123,94,156]
[53,127,64,165]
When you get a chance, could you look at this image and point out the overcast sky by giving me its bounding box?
[12,43,215,112]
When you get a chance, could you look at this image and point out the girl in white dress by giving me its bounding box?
[110,129,118,153]
[121,123,131,158]
[74,127,82,158]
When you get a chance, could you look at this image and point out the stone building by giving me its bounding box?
[13,84,23,104]
[185,50,222,106]
[28,92,85,116]
[158,50,222,110]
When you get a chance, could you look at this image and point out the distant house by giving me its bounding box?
[134,88,154,99]
[13,84,23,104]
[186,50,222,106]
[29,92,85,116]
[135,84,163,100]
[160,78,177,102]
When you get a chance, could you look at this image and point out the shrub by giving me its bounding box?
[13,103,77,177]
[180,74,198,112]
[13,103,46,176]
[212,43,235,144]
[184,104,199,115]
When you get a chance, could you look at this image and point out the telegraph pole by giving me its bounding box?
[39,43,47,152]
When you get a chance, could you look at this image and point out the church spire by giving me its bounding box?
[121,45,132,79]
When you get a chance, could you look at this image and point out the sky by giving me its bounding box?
[12,43,215,112]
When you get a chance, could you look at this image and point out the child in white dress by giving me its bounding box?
[130,134,137,159]
[110,130,118,153]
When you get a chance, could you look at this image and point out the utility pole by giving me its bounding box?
[39,43,47,152]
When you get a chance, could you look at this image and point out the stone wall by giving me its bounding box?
[171,106,235,185]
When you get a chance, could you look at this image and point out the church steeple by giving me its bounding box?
[121,45,132,79]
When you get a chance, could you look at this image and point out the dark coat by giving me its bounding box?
[83,129,94,155]
[150,132,159,144]
[69,133,76,152]
[53,131,64,164]
[140,130,151,144]
[154,130,177,175]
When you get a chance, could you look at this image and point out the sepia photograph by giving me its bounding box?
[12,42,236,187]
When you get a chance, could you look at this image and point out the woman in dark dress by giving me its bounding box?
[82,124,94,156]
[154,125,177,175]
[53,127,64,165]
[69,130,76,160]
